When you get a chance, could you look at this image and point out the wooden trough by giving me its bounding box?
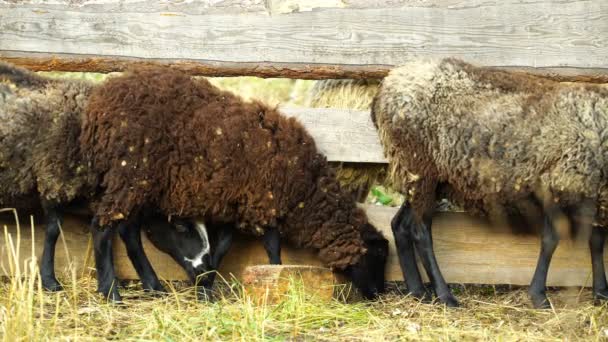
[0,205,601,287]
[1,0,607,288]
[242,265,336,304]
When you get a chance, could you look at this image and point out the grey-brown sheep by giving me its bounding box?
[0,63,99,291]
[372,58,608,308]
[0,62,204,299]
[80,66,389,301]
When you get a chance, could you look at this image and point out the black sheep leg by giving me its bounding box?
[117,216,166,293]
[263,226,282,264]
[589,226,608,303]
[40,203,63,291]
[90,218,122,302]
[409,208,459,307]
[211,224,234,269]
[391,203,430,301]
[528,214,559,309]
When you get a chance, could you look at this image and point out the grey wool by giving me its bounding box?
[372,58,608,228]
[0,62,97,209]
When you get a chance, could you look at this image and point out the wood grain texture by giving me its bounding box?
[281,107,386,163]
[1,0,607,80]
[0,52,393,80]
[242,265,335,304]
[3,53,608,82]
[0,205,601,287]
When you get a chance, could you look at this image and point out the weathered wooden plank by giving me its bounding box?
[3,53,608,82]
[0,0,591,15]
[0,205,601,287]
[281,107,386,163]
[1,0,607,80]
[0,52,392,80]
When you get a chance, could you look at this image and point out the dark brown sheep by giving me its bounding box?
[372,58,608,308]
[80,66,389,301]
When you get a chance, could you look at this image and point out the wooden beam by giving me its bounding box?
[281,107,386,163]
[0,53,392,80]
[3,53,608,83]
[0,205,600,287]
[1,0,607,81]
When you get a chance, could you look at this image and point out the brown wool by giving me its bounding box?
[80,66,386,270]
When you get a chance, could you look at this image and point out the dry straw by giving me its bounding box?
[0,209,607,341]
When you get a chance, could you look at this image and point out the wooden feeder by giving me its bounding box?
[242,265,335,304]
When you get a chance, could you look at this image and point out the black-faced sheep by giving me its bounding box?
[371,58,608,308]
[80,66,389,301]
[0,62,211,298]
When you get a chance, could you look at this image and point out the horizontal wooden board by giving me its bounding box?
[1,0,607,80]
[0,205,600,287]
[281,107,386,163]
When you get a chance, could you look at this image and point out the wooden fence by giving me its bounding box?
[1,0,607,287]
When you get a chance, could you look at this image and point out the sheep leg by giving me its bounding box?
[410,211,459,307]
[263,226,282,264]
[211,223,234,269]
[90,218,122,302]
[528,214,559,309]
[117,217,166,294]
[589,226,608,303]
[40,204,63,292]
[390,203,430,301]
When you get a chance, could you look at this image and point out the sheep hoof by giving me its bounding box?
[100,288,123,304]
[42,278,63,292]
[409,289,432,303]
[143,282,167,294]
[145,289,168,298]
[593,288,608,305]
[529,291,551,309]
[437,293,459,308]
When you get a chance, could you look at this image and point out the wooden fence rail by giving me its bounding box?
[1,0,608,82]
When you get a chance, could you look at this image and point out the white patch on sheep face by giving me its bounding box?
[183,221,210,269]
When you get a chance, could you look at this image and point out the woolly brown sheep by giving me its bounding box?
[0,62,209,298]
[372,58,608,308]
[80,66,389,301]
